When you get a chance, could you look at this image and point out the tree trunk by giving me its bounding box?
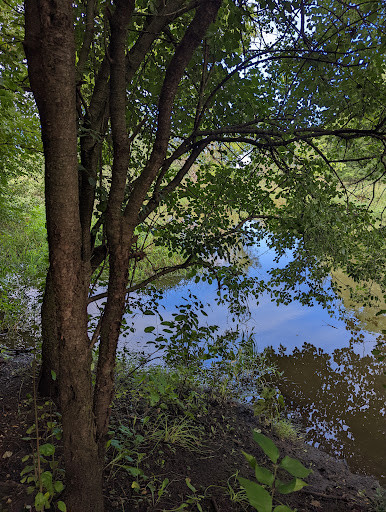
[58,282,103,511]
[24,1,104,510]
[38,267,59,397]
[24,0,222,509]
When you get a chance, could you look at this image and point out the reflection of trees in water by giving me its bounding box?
[331,269,386,336]
[268,343,386,483]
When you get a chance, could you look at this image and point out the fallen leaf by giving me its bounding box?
[2,451,13,458]
[311,500,321,508]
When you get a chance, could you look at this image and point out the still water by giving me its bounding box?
[122,238,386,484]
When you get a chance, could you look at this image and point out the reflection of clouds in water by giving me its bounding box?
[90,238,384,482]
[130,275,378,356]
[100,234,381,357]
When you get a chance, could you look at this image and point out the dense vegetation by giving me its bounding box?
[0,0,385,510]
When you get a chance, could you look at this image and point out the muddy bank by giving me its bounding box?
[0,354,383,512]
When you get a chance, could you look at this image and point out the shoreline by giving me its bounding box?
[0,353,383,512]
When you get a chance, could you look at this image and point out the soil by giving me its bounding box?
[0,354,382,512]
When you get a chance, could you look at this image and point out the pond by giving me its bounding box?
[121,237,386,485]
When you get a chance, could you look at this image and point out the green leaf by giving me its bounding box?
[144,326,155,333]
[276,477,308,494]
[185,478,197,493]
[26,424,36,435]
[125,467,143,477]
[273,506,294,512]
[149,391,160,406]
[34,492,49,511]
[54,480,64,493]
[20,465,35,476]
[242,450,257,469]
[40,471,53,492]
[57,501,67,512]
[158,478,169,497]
[252,431,279,464]
[279,456,312,478]
[51,370,57,381]
[39,443,55,456]
[238,477,272,512]
[255,465,275,486]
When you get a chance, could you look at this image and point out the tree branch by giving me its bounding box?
[124,0,222,219]
[88,256,195,303]
[76,0,97,80]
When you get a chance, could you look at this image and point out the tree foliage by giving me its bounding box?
[2,0,385,509]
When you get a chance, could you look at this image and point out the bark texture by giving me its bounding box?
[38,268,59,397]
[24,1,103,510]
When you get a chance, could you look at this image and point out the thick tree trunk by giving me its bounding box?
[58,280,104,512]
[24,1,104,510]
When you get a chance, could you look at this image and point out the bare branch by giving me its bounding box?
[76,0,97,80]
[88,256,195,304]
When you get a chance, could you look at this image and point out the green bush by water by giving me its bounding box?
[0,174,47,330]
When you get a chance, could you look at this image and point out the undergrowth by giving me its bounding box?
[0,174,47,333]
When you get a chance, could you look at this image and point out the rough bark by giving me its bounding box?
[24,1,103,510]
[38,268,59,397]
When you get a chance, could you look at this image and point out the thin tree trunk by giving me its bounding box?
[38,267,59,397]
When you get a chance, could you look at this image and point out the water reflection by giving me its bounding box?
[268,343,386,484]
[331,269,386,336]
[87,235,386,483]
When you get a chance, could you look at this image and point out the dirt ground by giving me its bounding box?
[0,354,382,512]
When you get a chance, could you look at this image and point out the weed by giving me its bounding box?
[253,386,285,425]
[238,430,312,512]
[21,351,66,511]
[149,414,203,451]
[370,487,386,512]
[143,477,170,508]
[166,478,208,511]
[225,472,250,509]
[272,419,300,443]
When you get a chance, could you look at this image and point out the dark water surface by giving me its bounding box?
[122,238,385,484]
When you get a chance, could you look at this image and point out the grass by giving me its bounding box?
[103,347,286,509]
[370,487,386,512]
[272,418,301,442]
